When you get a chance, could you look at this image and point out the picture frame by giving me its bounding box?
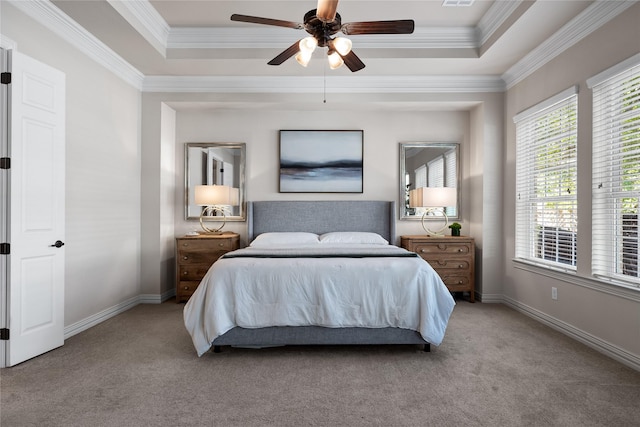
[279,130,364,193]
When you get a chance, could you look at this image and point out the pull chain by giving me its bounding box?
[323,59,327,103]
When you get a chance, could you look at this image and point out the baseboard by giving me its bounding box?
[64,289,176,339]
[502,295,640,372]
[64,295,141,339]
[139,288,176,304]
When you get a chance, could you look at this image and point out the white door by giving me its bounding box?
[3,51,65,366]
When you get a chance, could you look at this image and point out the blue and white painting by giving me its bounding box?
[279,130,363,193]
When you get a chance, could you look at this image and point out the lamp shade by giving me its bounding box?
[195,185,237,206]
[409,187,457,208]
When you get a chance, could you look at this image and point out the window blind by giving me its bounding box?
[427,156,444,187]
[414,164,427,188]
[590,62,640,287]
[514,88,578,269]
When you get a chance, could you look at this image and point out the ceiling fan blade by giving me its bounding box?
[267,40,302,66]
[341,20,415,35]
[317,0,339,22]
[341,50,366,72]
[231,14,303,30]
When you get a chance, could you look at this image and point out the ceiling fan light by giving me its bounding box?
[332,37,352,56]
[299,36,318,53]
[296,50,313,67]
[327,51,344,70]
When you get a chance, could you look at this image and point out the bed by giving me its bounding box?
[183,200,455,356]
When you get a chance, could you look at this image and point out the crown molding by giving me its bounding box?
[476,0,524,46]
[502,0,636,89]
[142,75,505,94]
[9,0,144,89]
[167,26,478,50]
[106,0,170,57]
[0,35,17,50]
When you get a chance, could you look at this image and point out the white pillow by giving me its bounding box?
[319,232,389,245]
[250,232,320,247]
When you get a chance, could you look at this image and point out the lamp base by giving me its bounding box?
[421,208,449,237]
[199,206,227,234]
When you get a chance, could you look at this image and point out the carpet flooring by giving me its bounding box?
[1,300,639,426]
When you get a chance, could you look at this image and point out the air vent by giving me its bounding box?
[442,0,475,6]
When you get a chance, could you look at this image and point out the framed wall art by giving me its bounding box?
[279,130,364,193]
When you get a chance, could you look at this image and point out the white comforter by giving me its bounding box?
[183,244,455,356]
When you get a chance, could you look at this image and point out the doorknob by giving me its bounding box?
[50,240,65,248]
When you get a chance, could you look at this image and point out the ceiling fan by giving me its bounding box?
[230,0,415,72]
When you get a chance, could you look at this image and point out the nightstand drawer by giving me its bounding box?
[177,250,226,265]
[178,265,213,281]
[440,275,471,291]
[177,281,200,296]
[413,242,471,256]
[179,238,235,252]
[424,258,471,271]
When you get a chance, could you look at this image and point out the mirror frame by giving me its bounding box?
[184,142,246,222]
[399,142,460,221]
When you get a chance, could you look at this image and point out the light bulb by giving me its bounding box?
[332,37,352,56]
[328,51,344,70]
[296,50,312,67]
[298,37,318,53]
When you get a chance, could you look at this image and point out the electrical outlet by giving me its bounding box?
[552,287,558,300]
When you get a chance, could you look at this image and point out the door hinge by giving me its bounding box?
[0,243,9,255]
[0,157,10,169]
[0,329,9,340]
[0,72,10,85]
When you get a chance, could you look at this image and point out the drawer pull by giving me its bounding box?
[458,264,464,268]
[183,256,188,260]
[420,249,425,253]
[458,280,463,284]
[219,243,225,247]
[458,248,464,252]
[183,271,188,275]
[184,286,190,290]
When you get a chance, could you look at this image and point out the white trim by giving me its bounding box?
[477,293,503,303]
[476,0,524,46]
[586,52,640,88]
[168,26,478,50]
[503,296,640,372]
[63,291,175,339]
[142,75,506,93]
[139,288,176,304]
[63,295,140,339]
[107,0,170,57]
[502,0,635,90]
[0,35,17,50]
[8,0,144,90]
[513,85,579,123]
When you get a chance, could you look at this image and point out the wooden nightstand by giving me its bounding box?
[401,235,475,302]
[175,233,240,303]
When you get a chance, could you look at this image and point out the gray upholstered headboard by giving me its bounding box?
[247,201,396,244]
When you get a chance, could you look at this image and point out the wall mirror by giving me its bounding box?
[185,142,246,221]
[400,142,460,220]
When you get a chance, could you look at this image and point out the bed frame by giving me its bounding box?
[211,200,431,352]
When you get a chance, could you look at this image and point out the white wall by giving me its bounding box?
[503,3,640,366]
[2,4,142,331]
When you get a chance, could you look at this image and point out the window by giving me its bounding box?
[589,56,640,287]
[514,87,578,269]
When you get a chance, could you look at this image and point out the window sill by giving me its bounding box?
[512,258,640,303]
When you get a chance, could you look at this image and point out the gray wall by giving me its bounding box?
[503,3,640,364]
